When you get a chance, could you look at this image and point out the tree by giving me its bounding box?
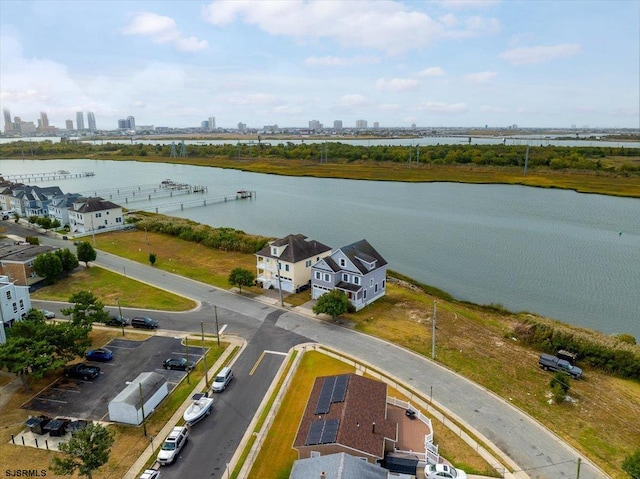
[312,290,349,319]
[33,251,63,284]
[149,252,157,265]
[0,335,59,391]
[77,241,97,266]
[61,291,109,327]
[228,267,255,293]
[623,449,640,479]
[55,248,80,275]
[51,422,115,479]
[550,372,570,404]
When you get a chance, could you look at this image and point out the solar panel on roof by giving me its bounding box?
[305,420,325,446]
[332,375,348,403]
[315,376,337,415]
[321,419,340,444]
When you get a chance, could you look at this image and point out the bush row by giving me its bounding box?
[135,216,271,254]
[513,319,640,379]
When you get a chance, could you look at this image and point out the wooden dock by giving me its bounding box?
[130,190,255,214]
[4,170,95,183]
[80,181,208,203]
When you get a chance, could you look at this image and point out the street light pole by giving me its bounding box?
[117,299,124,336]
[201,321,209,386]
[431,300,437,360]
[185,337,190,384]
[138,382,147,437]
[214,306,220,346]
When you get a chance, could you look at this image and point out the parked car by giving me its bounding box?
[106,315,129,327]
[163,357,194,371]
[86,348,113,362]
[40,309,56,319]
[63,363,100,381]
[157,425,189,465]
[538,354,583,379]
[211,367,234,392]
[425,464,468,479]
[139,469,161,479]
[131,316,159,329]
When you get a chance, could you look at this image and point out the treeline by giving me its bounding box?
[514,319,640,379]
[132,215,270,254]
[1,140,638,173]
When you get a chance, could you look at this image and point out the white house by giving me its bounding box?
[255,234,332,293]
[68,197,124,234]
[0,275,32,343]
[108,372,168,425]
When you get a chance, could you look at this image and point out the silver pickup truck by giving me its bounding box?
[538,353,583,379]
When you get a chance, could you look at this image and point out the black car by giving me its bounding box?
[106,315,130,327]
[63,363,100,380]
[131,316,159,329]
[162,357,194,371]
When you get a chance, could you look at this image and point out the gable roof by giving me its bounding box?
[255,233,331,263]
[339,239,387,274]
[294,374,396,459]
[290,452,388,479]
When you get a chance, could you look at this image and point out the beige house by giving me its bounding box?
[255,234,331,293]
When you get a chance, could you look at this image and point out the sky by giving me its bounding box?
[0,0,638,130]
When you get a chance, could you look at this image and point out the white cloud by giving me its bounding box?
[463,71,497,84]
[438,0,500,8]
[415,66,446,77]
[122,12,208,52]
[380,103,401,111]
[376,78,420,92]
[499,44,581,65]
[417,101,468,113]
[227,93,281,106]
[336,94,371,108]
[304,55,379,67]
[480,105,510,113]
[202,0,499,54]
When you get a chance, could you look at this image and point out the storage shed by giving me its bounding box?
[108,372,167,425]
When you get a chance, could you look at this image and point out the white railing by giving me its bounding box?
[386,396,439,464]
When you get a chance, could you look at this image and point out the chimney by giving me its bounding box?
[372,422,376,433]
[320,473,325,478]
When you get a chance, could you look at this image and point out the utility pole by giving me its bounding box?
[276,261,284,307]
[576,457,581,479]
[201,321,209,386]
[139,382,147,436]
[524,144,530,176]
[431,300,437,360]
[185,337,190,384]
[214,305,220,346]
[117,299,124,337]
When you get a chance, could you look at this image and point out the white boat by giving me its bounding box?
[183,393,214,425]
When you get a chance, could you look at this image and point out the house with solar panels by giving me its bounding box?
[293,373,397,464]
[311,239,387,311]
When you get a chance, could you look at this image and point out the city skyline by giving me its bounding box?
[0,1,638,130]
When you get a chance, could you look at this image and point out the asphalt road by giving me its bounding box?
[26,227,608,479]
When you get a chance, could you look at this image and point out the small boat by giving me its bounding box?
[183,393,214,425]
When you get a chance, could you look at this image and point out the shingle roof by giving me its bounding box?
[340,239,387,274]
[290,452,388,479]
[294,374,397,459]
[74,197,121,212]
[255,233,331,263]
[0,244,57,262]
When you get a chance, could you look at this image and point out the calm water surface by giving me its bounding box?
[3,158,639,338]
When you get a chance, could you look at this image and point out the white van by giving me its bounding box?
[212,367,233,392]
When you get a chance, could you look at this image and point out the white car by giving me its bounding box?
[424,464,467,479]
[157,426,189,465]
[139,469,161,479]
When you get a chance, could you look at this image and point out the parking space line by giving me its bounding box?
[218,324,228,335]
[35,398,67,404]
[51,388,80,394]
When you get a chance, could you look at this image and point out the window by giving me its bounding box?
[271,247,277,256]
[324,273,330,282]
[363,290,367,299]
[96,212,101,218]
[305,260,312,267]
[116,217,122,223]
[285,264,290,272]
[343,273,349,282]
[370,278,374,287]
[375,283,378,293]
[13,302,18,313]
[339,258,346,267]
[5,291,11,300]
[382,279,386,289]
[353,276,360,285]
[19,299,24,309]
[315,271,321,280]
[310,451,321,458]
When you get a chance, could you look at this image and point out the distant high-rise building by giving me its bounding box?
[201,121,209,129]
[373,122,379,129]
[38,112,50,131]
[87,112,96,131]
[76,112,85,130]
[3,109,14,133]
[309,120,322,130]
[333,120,342,131]
[356,119,367,129]
[208,116,216,130]
[127,116,136,130]
[237,122,246,131]
[66,120,74,130]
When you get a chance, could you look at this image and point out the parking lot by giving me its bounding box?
[21,336,205,421]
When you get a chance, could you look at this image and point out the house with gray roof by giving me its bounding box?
[311,239,387,311]
[289,452,388,479]
[293,374,397,464]
[68,197,124,233]
[255,233,332,292]
[48,193,82,227]
[8,185,63,217]
[0,242,58,286]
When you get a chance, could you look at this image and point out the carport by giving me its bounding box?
[108,372,167,425]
